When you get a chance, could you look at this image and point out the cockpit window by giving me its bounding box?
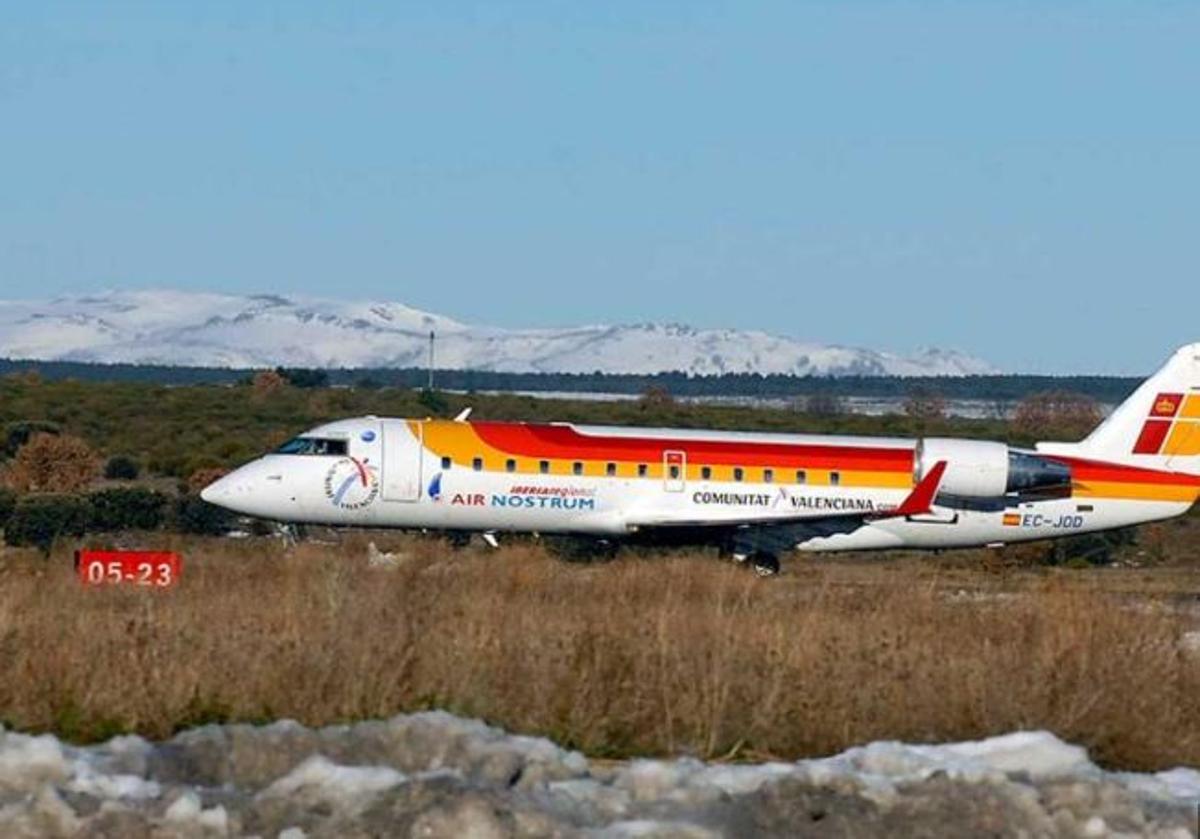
[274,437,348,456]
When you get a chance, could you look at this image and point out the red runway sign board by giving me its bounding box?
[76,550,181,587]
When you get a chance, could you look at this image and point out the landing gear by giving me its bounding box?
[730,550,780,577]
[750,551,780,577]
[277,523,307,547]
[543,536,621,562]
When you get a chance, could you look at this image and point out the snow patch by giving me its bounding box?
[259,755,407,804]
[0,289,997,376]
[0,731,68,791]
[164,791,229,832]
[0,714,1194,836]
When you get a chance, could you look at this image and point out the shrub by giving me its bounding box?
[3,433,100,493]
[147,448,190,478]
[103,455,141,481]
[4,420,62,458]
[1047,528,1137,566]
[172,494,233,535]
[903,388,947,420]
[1013,391,1103,441]
[275,367,329,389]
[5,494,92,553]
[0,487,17,530]
[800,393,845,417]
[187,467,229,496]
[417,388,449,414]
[88,487,168,532]
[251,370,287,397]
[638,385,675,410]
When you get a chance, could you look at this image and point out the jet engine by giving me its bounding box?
[916,438,1072,499]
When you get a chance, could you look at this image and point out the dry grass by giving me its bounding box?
[1,535,1199,771]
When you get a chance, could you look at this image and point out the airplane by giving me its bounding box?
[201,343,1200,575]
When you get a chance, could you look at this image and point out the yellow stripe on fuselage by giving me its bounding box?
[416,420,914,490]
[414,421,1200,502]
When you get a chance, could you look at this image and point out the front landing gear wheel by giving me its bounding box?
[750,552,780,577]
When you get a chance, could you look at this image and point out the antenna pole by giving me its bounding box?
[427,330,435,390]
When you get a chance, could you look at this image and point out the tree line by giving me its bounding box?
[0,358,1141,403]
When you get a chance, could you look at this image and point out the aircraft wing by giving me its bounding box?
[625,461,947,531]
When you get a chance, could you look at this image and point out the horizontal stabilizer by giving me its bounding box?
[874,460,947,519]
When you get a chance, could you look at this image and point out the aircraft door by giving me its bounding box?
[382,420,424,502]
[663,450,686,492]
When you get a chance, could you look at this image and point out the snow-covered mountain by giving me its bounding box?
[0,290,997,376]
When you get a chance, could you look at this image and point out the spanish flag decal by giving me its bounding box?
[1002,513,1021,527]
[1134,393,1200,455]
[1151,393,1184,418]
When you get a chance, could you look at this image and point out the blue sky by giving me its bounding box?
[2,2,1198,374]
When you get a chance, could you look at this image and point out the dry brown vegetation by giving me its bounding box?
[2,432,100,493]
[2,534,1199,772]
[1013,390,1103,440]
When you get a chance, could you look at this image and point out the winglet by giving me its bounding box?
[877,460,947,519]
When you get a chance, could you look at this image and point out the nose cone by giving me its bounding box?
[200,474,232,506]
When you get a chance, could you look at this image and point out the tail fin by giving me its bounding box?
[1037,343,1200,475]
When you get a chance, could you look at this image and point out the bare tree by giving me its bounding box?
[800,393,846,417]
[1012,391,1102,440]
[904,388,947,421]
[638,385,675,410]
[251,369,287,397]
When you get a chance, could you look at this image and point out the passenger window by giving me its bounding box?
[540,460,550,474]
[573,462,583,476]
[733,467,744,482]
[795,470,807,484]
[506,459,516,473]
[637,464,648,478]
[606,462,617,477]
[830,471,841,486]
[668,465,680,480]
[701,466,712,480]
[763,469,774,483]
[473,457,483,472]
[442,456,452,470]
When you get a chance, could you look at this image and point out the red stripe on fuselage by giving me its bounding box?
[471,422,915,471]
[1046,454,1200,487]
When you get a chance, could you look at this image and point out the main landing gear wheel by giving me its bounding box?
[750,552,780,577]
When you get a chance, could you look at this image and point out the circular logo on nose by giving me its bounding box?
[324,457,380,510]
[361,430,377,442]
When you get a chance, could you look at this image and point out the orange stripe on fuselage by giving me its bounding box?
[419,420,915,490]
[415,421,1200,504]
[471,422,914,472]
[1073,481,1199,503]
[1049,455,1200,503]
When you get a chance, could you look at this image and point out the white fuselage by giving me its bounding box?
[201,416,1197,554]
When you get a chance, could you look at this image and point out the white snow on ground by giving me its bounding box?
[259,755,407,804]
[0,713,1196,837]
[802,730,1095,790]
